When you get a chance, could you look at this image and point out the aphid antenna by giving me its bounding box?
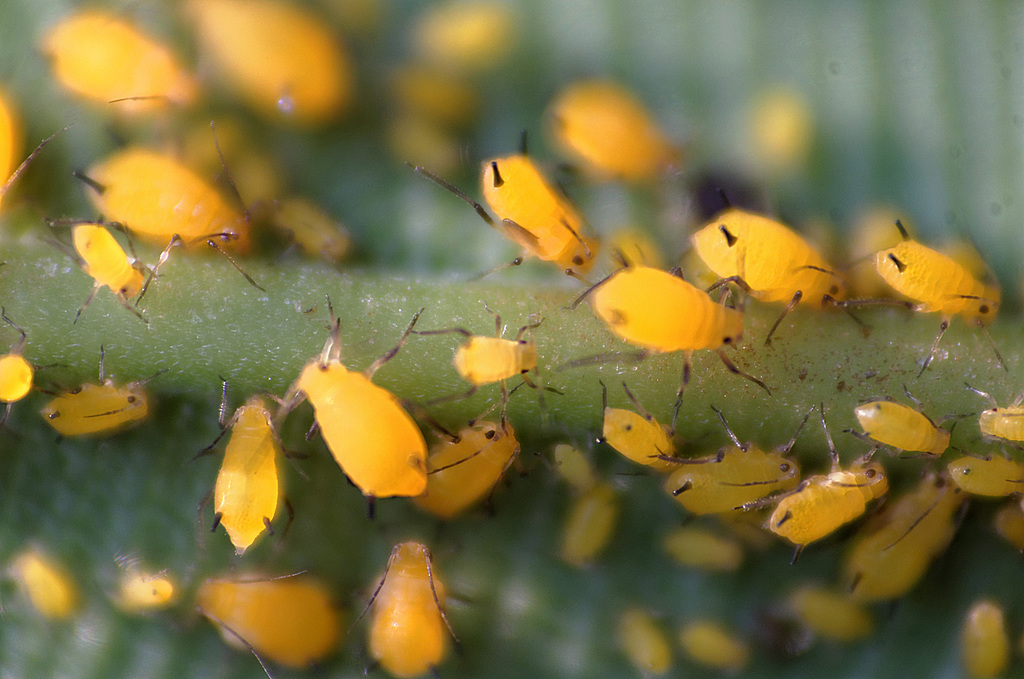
[196,609,276,679]
[364,307,425,379]
[0,306,27,352]
[710,405,748,452]
[779,406,815,455]
[964,383,1000,409]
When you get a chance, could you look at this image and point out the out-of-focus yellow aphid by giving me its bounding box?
[961,600,1009,679]
[552,443,597,493]
[270,197,352,264]
[993,502,1024,552]
[678,620,749,672]
[747,87,814,175]
[366,542,456,679]
[113,565,177,614]
[41,10,198,115]
[608,227,666,269]
[182,116,282,206]
[391,65,479,127]
[546,79,680,182]
[197,573,342,669]
[947,453,1024,498]
[186,0,353,125]
[413,420,520,519]
[0,308,33,410]
[786,585,873,642]
[0,89,20,204]
[617,607,673,676]
[967,384,1024,444]
[388,113,463,175]
[560,482,619,567]
[9,548,79,620]
[412,1,517,75]
[662,526,743,572]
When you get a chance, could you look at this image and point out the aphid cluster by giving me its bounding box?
[1,2,1022,679]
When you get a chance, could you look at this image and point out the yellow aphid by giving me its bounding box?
[413,420,520,519]
[281,309,427,500]
[786,585,873,641]
[664,405,804,515]
[186,0,353,125]
[874,220,1002,373]
[600,381,677,471]
[412,1,517,74]
[761,410,888,561]
[114,568,177,613]
[270,197,352,264]
[961,600,1009,679]
[546,79,679,182]
[747,87,814,175]
[197,573,341,668]
[68,222,147,323]
[388,112,463,175]
[10,549,79,620]
[852,391,950,457]
[552,443,597,493]
[40,381,149,437]
[617,607,673,676]
[947,454,1024,497]
[678,620,749,672]
[843,471,963,601]
[209,396,282,554]
[0,90,19,204]
[391,65,479,127]
[41,10,197,114]
[662,526,743,572]
[83,147,250,252]
[993,502,1024,552]
[967,384,1024,444]
[607,227,666,269]
[692,207,844,344]
[367,542,454,679]
[560,482,619,567]
[0,308,33,408]
[846,206,910,299]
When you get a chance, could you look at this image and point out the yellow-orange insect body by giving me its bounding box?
[601,381,676,471]
[552,443,597,493]
[786,585,873,642]
[853,397,949,456]
[186,0,353,125]
[617,607,673,676]
[453,334,536,385]
[0,90,19,206]
[948,454,1024,497]
[480,154,598,272]
[413,421,519,519]
[546,79,679,182]
[283,310,427,499]
[665,406,804,514]
[678,620,749,672]
[40,381,148,437]
[197,574,341,668]
[692,208,845,306]
[961,600,1009,679]
[560,482,620,567]
[994,502,1024,552]
[368,542,453,679]
[0,309,32,407]
[41,10,198,114]
[412,1,517,75]
[271,197,351,264]
[662,526,743,572]
[212,397,281,554]
[114,567,177,613]
[83,147,250,252]
[73,223,144,299]
[968,385,1024,443]
[9,548,79,620]
[843,471,963,601]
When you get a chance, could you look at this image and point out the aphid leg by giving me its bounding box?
[351,546,401,632]
[364,308,425,379]
[763,290,803,347]
[203,237,265,292]
[136,234,186,305]
[73,283,101,325]
[917,318,950,377]
[1,126,71,198]
[304,419,320,442]
[198,610,276,679]
[711,405,747,451]
[468,255,524,281]
[779,407,814,455]
[979,325,1007,373]
[965,383,1000,409]
[410,164,495,226]
[1,306,28,352]
[820,404,841,472]
[553,349,648,372]
[670,354,692,435]
[569,267,621,310]
[423,546,461,649]
[210,511,223,533]
[405,400,460,442]
[621,381,656,423]
[715,349,771,396]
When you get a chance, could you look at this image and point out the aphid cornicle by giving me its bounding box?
[691,207,846,345]
[617,607,673,676]
[9,548,79,620]
[204,394,283,554]
[961,600,1009,679]
[600,380,677,471]
[663,405,804,515]
[754,408,888,563]
[843,471,964,602]
[280,307,428,501]
[967,383,1024,444]
[413,143,599,275]
[851,386,950,457]
[186,0,353,125]
[872,219,1003,374]
[366,542,456,679]
[197,573,341,669]
[41,10,198,114]
[947,453,1024,498]
[546,79,680,182]
[412,420,520,519]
